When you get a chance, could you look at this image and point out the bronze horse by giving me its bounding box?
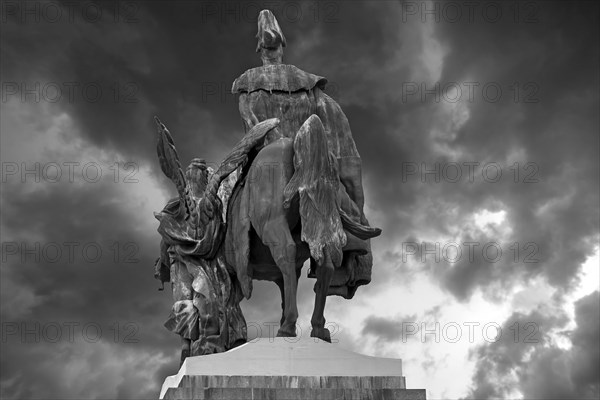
[225,115,380,342]
[223,10,381,342]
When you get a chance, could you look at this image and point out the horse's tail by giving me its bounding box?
[283,115,346,266]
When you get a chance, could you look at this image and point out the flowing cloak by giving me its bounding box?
[155,198,246,353]
[226,63,374,300]
[155,197,223,259]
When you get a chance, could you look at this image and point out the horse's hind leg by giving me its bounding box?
[275,265,302,329]
[310,250,334,342]
[275,279,285,327]
[262,219,298,337]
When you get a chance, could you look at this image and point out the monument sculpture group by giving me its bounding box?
[153,9,425,399]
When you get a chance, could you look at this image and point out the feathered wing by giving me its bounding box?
[154,116,279,228]
[202,118,280,219]
[154,116,194,221]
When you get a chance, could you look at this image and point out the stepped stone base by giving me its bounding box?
[160,337,426,400]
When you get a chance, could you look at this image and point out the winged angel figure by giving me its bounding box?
[152,116,279,363]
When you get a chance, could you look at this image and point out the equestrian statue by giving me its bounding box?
[154,9,381,362]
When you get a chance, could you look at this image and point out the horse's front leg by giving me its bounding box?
[261,219,299,337]
[310,251,334,342]
[275,278,286,328]
[276,243,299,337]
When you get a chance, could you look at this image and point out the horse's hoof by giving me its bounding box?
[276,328,296,337]
[310,327,331,343]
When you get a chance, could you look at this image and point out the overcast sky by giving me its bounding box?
[1,1,599,399]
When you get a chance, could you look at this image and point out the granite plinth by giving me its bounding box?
[160,337,426,399]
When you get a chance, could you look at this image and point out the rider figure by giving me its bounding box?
[231,10,375,299]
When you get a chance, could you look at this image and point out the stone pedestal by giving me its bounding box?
[160,337,425,399]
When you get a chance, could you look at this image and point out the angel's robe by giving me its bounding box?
[227,63,374,299]
[155,198,246,355]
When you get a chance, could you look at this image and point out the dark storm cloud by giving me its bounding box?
[1,0,381,166]
[467,291,599,399]
[2,0,252,166]
[352,1,600,302]
[0,174,178,398]
[568,291,600,396]
[425,0,600,297]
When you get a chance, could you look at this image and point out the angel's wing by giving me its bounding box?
[154,116,193,220]
[201,118,280,219]
[210,118,279,187]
